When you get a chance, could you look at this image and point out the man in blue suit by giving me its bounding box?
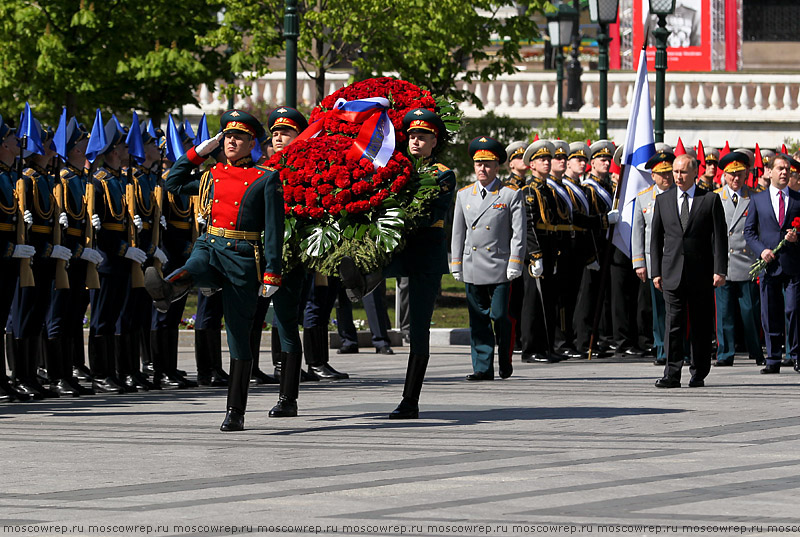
[744,153,800,374]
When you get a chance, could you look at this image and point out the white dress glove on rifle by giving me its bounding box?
[587,260,601,271]
[196,213,207,227]
[80,247,103,265]
[606,209,620,225]
[133,214,143,232]
[529,259,544,278]
[452,271,463,282]
[160,215,167,229]
[58,212,69,228]
[91,214,102,230]
[50,245,72,261]
[12,244,35,258]
[23,209,33,229]
[154,248,168,265]
[261,284,279,298]
[506,265,522,280]
[196,132,224,157]
[124,246,147,265]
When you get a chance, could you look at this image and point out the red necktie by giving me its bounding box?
[779,190,785,227]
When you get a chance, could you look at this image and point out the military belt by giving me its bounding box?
[535,223,574,232]
[142,222,151,230]
[65,227,83,237]
[0,223,13,232]
[207,225,261,241]
[102,223,125,232]
[30,224,53,234]
[168,220,191,230]
[430,219,444,228]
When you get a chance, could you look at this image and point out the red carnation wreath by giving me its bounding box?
[268,77,460,275]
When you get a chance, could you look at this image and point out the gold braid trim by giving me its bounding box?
[62,177,86,220]
[197,169,213,219]
[532,186,550,226]
[30,171,55,219]
[101,179,125,220]
[168,192,191,219]
[135,173,154,217]
[0,179,15,215]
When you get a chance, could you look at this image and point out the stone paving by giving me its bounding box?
[2,345,800,537]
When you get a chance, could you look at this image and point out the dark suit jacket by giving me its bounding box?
[650,186,728,291]
[743,188,800,277]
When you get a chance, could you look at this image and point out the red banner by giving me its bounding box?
[632,0,712,72]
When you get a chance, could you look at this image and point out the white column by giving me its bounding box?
[681,84,693,110]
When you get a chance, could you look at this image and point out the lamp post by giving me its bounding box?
[649,0,676,143]
[588,0,619,140]
[547,4,578,118]
[285,0,299,108]
[564,0,583,111]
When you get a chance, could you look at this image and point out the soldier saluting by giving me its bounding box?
[145,110,285,432]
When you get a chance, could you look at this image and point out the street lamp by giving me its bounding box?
[547,3,578,117]
[564,0,583,112]
[649,0,676,143]
[285,0,299,108]
[588,0,619,140]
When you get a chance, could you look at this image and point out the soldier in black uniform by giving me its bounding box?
[0,115,35,402]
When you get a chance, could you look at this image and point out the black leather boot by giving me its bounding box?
[389,354,430,419]
[115,335,138,392]
[269,352,301,417]
[220,359,253,431]
[46,338,78,397]
[339,256,383,302]
[90,335,125,394]
[195,329,214,386]
[207,328,228,385]
[145,267,193,313]
[16,338,58,399]
[250,329,278,384]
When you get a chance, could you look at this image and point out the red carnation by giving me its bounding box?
[793,217,800,229]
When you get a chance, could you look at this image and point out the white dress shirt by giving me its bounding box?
[676,184,697,218]
[769,184,790,224]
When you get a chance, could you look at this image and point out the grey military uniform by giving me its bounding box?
[451,179,526,285]
[717,185,758,282]
[632,184,674,274]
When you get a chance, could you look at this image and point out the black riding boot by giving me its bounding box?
[250,327,277,384]
[144,267,193,313]
[305,325,348,380]
[16,338,58,399]
[269,352,301,417]
[389,353,430,419]
[207,328,228,385]
[90,335,125,394]
[220,359,254,431]
[46,337,78,397]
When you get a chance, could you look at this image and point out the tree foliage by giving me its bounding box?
[0,0,226,124]
[209,0,550,106]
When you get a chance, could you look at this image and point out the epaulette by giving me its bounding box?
[255,164,276,173]
[60,167,73,179]
[458,183,472,192]
[434,163,450,173]
[714,187,724,194]
[94,169,108,180]
[23,168,36,178]
[505,184,519,191]
[637,185,654,197]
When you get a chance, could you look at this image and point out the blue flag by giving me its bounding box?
[112,113,124,133]
[165,115,185,162]
[182,119,195,142]
[126,111,145,165]
[17,102,44,157]
[146,119,157,139]
[85,109,107,164]
[54,107,68,161]
[251,142,262,162]
[195,114,210,145]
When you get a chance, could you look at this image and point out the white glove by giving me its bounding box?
[160,215,167,229]
[80,247,103,265]
[154,247,168,265]
[58,212,68,228]
[530,259,544,278]
[452,271,463,282]
[50,245,72,261]
[23,209,33,229]
[507,265,522,280]
[196,132,223,157]
[587,260,601,271]
[133,214,143,232]
[124,246,147,264]
[606,209,620,225]
[12,244,35,258]
[91,214,101,230]
[261,284,279,298]
[196,212,207,227]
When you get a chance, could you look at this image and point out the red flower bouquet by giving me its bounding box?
[269,77,461,275]
[749,216,800,280]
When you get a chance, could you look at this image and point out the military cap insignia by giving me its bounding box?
[230,111,240,117]
[479,137,487,142]
[277,108,288,114]
[414,109,424,116]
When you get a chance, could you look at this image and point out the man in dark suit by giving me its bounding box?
[744,153,800,374]
[650,154,728,388]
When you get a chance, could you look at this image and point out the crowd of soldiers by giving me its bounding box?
[1,100,797,410]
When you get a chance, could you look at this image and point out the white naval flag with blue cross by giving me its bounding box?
[612,48,656,257]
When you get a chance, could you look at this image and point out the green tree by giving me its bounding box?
[208,0,550,106]
[535,116,598,144]
[0,0,225,125]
